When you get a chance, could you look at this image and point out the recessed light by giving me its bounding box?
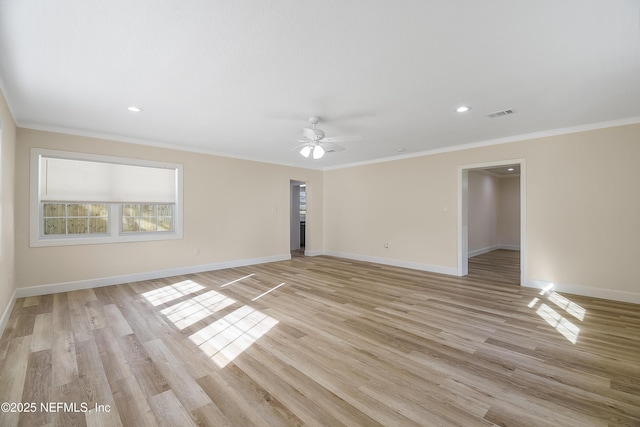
[508,168,514,171]
[456,106,471,113]
[397,148,406,152]
[127,106,143,112]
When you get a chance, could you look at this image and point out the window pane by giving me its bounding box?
[90,204,108,216]
[158,217,173,231]
[121,204,173,233]
[42,203,108,236]
[123,204,139,216]
[139,217,157,232]
[44,218,66,235]
[68,204,88,217]
[44,203,65,217]
[158,205,172,216]
[122,217,138,232]
[140,204,155,216]
[90,217,108,233]
[68,218,87,234]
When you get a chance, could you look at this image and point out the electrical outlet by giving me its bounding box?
[194,248,200,256]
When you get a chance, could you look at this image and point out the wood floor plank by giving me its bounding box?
[75,338,115,410]
[67,296,94,343]
[0,336,32,427]
[92,327,133,386]
[0,250,639,426]
[85,300,107,331]
[30,312,54,353]
[110,375,159,427]
[85,405,124,427]
[13,305,37,338]
[102,304,134,337]
[22,296,40,308]
[148,390,198,427]
[48,376,88,427]
[141,339,211,411]
[51,330,78,387]
[19,349,52,427]
[192,402,232,427]
[229,346,358,426]
[116,334,169,398]
[196,373,274,427]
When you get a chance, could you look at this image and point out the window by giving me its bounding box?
[30,148,183,247]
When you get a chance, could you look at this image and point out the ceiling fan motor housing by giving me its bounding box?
[303,127,325,141]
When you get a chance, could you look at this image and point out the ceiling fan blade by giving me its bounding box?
[319,141,345,152]
[321,135,362,143]
[302,127,324,140]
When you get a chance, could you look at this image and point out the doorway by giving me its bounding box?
[290,180,306,257]
[458,159,526,285]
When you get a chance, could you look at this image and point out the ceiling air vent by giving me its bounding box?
[486,108,515,118]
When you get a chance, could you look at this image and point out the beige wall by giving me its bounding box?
[323,156,458,271]
[498,176,520,247]
[0,88,17,322]
[15,128,323,288]
[324,123,640,299]
[468,170,499,253]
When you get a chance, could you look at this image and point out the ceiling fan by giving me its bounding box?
[292,117,361,159]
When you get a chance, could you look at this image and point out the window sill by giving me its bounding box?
[30,231,183,248]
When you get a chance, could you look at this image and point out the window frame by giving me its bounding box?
[30,148,183,247]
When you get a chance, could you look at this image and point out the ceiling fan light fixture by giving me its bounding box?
[312,145,325,159]
[300,145,312,158]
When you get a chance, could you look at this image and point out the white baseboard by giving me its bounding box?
[303,249,324,257]
[14,253,292,298]
[0,289,17,339]
[322,250,458,276]
[524,279,640,305]
[469,244,520,257]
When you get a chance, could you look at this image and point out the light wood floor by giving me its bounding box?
[1,251,639,426]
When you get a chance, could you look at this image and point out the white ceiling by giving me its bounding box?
[1,1,639,169]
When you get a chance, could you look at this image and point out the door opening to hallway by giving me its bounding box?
[290,180,306,257]
[459,160,525,285]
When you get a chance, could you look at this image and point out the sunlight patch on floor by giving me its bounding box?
[535,303,580,344]
[252,282,286,301]
[189,304,278,368]
[161,290,237,330]
[147,276,281,369]
[142,280,206,306]
[221,273,255,288]
[547,291,586,321]
[529,284,585,344]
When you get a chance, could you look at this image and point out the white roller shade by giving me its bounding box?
[40,157,177,203]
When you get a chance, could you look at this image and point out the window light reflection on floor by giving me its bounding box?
[144,275,280,369]
[528,284,585,344]
[189,304,278,368]
[547,291,586,321]
[221,273,255,288]
[161,290,237,330]
[536,303,580,344]
[142,280,205,306]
